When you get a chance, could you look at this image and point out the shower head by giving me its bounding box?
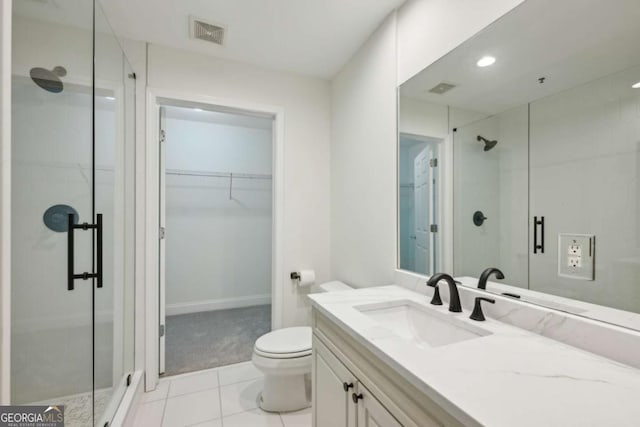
[30,66,66,93]
[477,135,498,152]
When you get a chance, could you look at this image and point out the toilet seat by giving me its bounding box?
[254,348,311,359]
[254,327,311,359]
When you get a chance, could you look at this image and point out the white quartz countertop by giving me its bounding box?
[308,285,640,427]
[456,276,640,331]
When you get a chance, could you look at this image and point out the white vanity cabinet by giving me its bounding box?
[313,336,399,427]
[313,337,357,427]
[355,382,402,427]
[312,310,464,427]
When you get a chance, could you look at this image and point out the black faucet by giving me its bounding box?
[478,267,505,290]
[470,297,495,321]
[426,273,462,313]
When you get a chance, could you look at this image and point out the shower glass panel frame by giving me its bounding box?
[10,0,135,424]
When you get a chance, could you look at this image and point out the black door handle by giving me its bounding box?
[67,213,103,290]
[68,213,75,290]
[533,216,544,254]
[96,214,103,288]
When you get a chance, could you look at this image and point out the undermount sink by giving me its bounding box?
[355,300,491,349]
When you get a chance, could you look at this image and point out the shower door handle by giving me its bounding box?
[96,214,103,288]
[67,213,103,290]
[533,216,544,254]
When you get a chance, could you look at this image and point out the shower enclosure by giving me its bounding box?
[11,1,135,425]
[453,64,640,314]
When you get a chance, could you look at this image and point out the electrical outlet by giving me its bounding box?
[568,244,582,257]
[558,234,595,280]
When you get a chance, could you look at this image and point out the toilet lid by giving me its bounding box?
[255,327,311,355]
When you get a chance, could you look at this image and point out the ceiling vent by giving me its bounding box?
[428,82,457,95]
[190,17,226,46]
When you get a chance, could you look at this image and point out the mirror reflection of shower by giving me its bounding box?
[477,135,498,151]
[29,65,66,93]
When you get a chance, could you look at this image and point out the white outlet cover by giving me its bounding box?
[558,233,595,280]
[568,244,582,257]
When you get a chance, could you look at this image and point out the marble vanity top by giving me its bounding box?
[308,285,640,427]
[456,276,640,331]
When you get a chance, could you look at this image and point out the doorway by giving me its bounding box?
[398,133,442,275]
[157,102,276,376]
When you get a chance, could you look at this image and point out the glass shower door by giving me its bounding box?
[11,0,95,420]
[11,1,135,425]
[93,3,136,424]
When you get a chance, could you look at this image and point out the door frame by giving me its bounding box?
[397,132,445,276]
[144,88,285,391]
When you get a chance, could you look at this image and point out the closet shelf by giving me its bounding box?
[165,168,272,180]
[166,168,272,200]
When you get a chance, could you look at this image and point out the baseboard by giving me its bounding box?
[166,294,271,316]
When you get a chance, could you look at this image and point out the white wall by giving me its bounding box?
[396,0,526,84]
[164,113,273,313]
[0,0,12,405]
[330,0,526,286]
[399,97,448,138]
[331,13,398,287]
[148,44,331,327]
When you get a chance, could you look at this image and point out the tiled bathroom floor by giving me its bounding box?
[135,361,311,427]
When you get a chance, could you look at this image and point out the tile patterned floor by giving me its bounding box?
[135,362,312,427]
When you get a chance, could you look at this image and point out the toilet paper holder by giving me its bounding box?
[290,270,316,287]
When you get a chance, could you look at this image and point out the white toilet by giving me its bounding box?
[252,280,352,412]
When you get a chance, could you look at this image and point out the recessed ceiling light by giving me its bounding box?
[193,108,203,112]
[477,56,496,68]
[632,81,640,89]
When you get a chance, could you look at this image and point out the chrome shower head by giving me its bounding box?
[29,66,66,93]
[477,135,498,152]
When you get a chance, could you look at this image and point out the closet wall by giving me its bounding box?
[164,107,273,315]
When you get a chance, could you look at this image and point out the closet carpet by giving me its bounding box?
[164,304,271,376]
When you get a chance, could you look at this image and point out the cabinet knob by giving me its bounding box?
[352,393,363,404]
[342,382,354,392]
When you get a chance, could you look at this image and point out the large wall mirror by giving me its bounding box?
[397,0,640,330]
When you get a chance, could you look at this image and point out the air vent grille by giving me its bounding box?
[428,82,457,94]
[192,19,225,45]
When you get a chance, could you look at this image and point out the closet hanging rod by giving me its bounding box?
[165,169,272,180]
